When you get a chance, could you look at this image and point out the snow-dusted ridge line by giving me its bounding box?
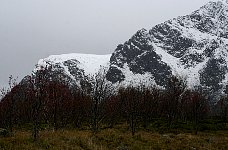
[37,53,112,76]
[31,0,228,102]
[213,0,228,5]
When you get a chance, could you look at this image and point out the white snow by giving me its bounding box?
[116,63,157,87]
[37,53,111,76]
[34,0,228,93]
[212,0,228,5]
[151,41,209,88]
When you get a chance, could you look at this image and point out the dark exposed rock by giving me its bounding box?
[200,58,227,91]
[19,1,228,103]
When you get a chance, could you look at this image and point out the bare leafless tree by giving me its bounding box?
[165,76,187,128]
[0,75,18,133]
[90,67,114,132]
[29,66,49,141]
[219,95,228,123]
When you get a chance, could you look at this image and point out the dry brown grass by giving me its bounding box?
[0,127,228,150]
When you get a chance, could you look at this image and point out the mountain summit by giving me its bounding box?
[34,1,228,102]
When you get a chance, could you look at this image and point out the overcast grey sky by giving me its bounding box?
[0,0,212,88]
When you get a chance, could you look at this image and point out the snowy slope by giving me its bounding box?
[107,0,228,102]
[35,53,111,87]
[29,0,228,102]
[37,53,111,76]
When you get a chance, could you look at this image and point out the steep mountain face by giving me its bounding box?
[106,29,172,86]
[29,0,228,102]
[32,53,111,88]
[107,0,228,100]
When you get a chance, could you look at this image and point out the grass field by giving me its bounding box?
[0,125,228,150]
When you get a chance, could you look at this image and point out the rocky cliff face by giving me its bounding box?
[28,1,228,103]
[106,0,228,100]
[25,53,111,88]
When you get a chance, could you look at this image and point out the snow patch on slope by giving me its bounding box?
[117,63,157,87]
[212,0,228,5]
[151,39,211,88]
[37,53,111,76]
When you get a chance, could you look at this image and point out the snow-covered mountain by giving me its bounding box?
[37,53,111,77]
[34,53,111,87]
[107,0,228,99]
[30,0,228,102]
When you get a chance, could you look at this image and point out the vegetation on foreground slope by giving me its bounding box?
[0,68,228,149]
[0,126,228,150]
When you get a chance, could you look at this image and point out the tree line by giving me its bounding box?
[0,66,227,140]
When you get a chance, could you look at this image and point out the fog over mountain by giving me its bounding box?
[0,0,214,88]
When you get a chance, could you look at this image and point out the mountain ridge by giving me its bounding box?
[28,0,228,103]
